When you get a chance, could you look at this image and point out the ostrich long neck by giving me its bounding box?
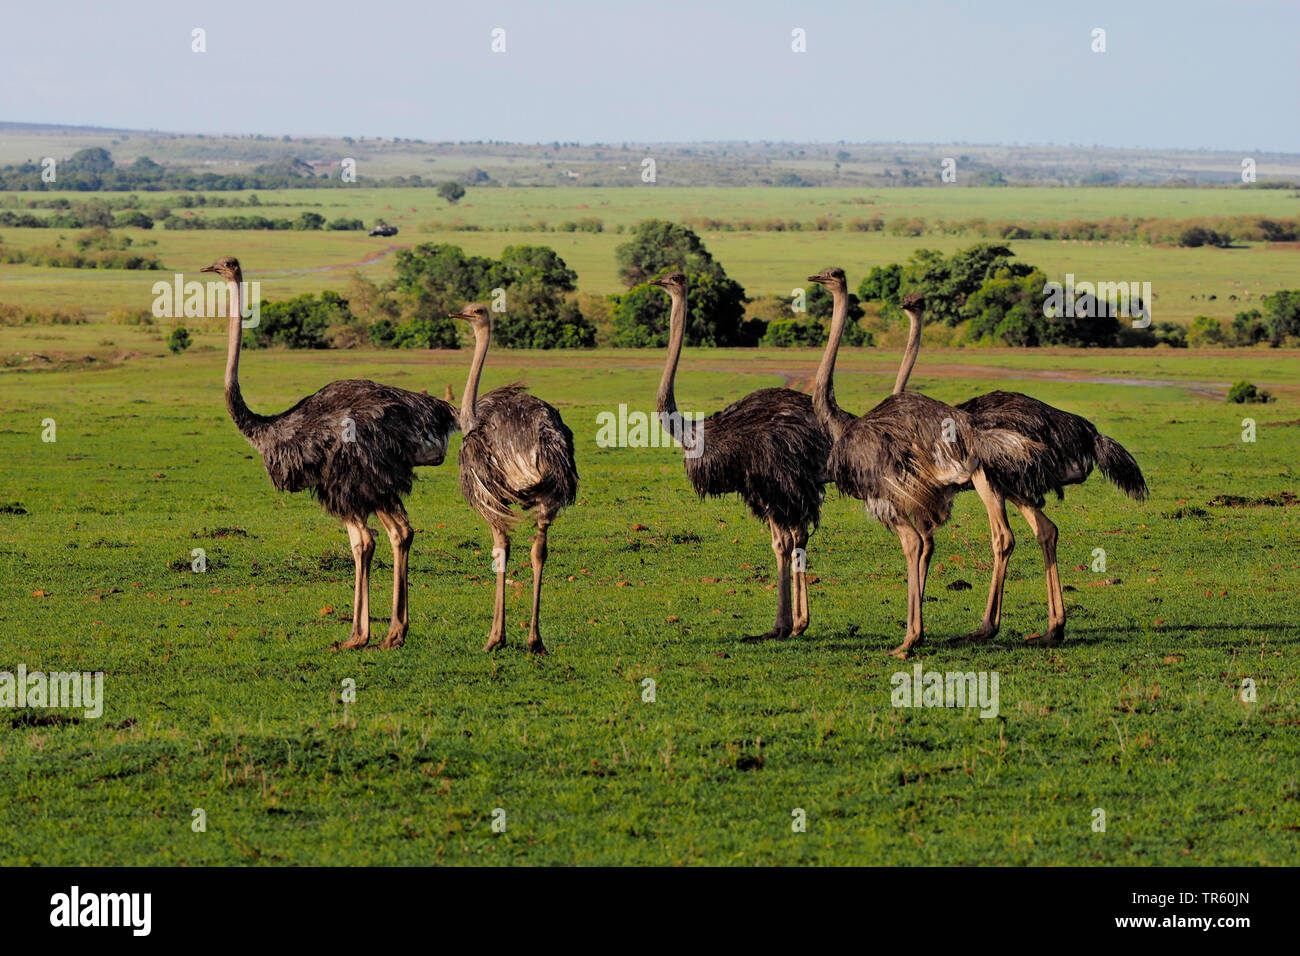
[893,306,923,394]
[459,323,490,431]
[656,288,687,418]
[656,288,698,450]
[813,284,854,440]
[223,275,260,437]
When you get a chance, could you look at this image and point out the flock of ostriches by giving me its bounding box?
[201,256,1147,660]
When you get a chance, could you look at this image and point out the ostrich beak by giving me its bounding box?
[448,310,472,320]
[200,264,218,273]
[807,274,824,284]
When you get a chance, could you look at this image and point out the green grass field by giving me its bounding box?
[0,340,1296,865]
[4,186,1299,323]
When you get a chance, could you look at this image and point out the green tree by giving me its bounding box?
[1231,308,1268,346]
[389,316,461,349]
[1261,289,1300,344]
[610,271,748,347]
[611,221,748,345]
[965,268,1052,345]
[493,244,577,292]
[65,147,115,174]
[492,279,595,349]
[294,212,326,230]
[615,219,723,287]
[1188,315,1225,346]
[113,211,154,229]
[247,291,351,349]
[857,263,903,305]
[437,181,466,204]
[901,244,1032,327]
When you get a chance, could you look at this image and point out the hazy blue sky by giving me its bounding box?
[2,0,1297,150]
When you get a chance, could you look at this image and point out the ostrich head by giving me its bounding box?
[807,266,846,291]
[449,303,492,328]
[200,256,242,281]
[900,291,926,314]
[649,270,687,294]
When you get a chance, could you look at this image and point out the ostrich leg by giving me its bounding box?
[376,509,413,649]
[790,525,810,636]
[334,520,375,650]
[1017,504,1065,645]
[958,470,1015,644]
[484,528,510,652]
[889,523,925,659]
[526,511,553,655]
[746,519,793,641]
[919,530,935,594]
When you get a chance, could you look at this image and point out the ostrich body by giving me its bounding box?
[880,301,1148,645]
[809,268,1045,658]
[652,272,830,641]
[203,256,457,650]
[451,304,578,654]
[953,391,1147,644]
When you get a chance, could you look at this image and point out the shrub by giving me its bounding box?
[1187,315,1225,346]
[762,319,826,347]
[1226,381,1274,403]
[168,326,192,354]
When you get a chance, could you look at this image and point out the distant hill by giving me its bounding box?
[1,123,1298,188]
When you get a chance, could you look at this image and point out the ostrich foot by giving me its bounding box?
[378,626,407,650]
[332,632,370,651]
[887,637,922,659]
[742,626,791,643]
[1024,625,1065,646]
[789,618,810,637]
[950,624,997,645]
[526,634,547,655]
[483,632,507,652]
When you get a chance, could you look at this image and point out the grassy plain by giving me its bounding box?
[3,186,1299,322]
[0,340,1296,865]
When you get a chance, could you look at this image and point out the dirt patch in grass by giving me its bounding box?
[1208,492,1298,507]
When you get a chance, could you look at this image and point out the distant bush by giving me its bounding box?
[1227,381,1274,404]
[326,217,365,231]
[0,302,88,325]
[246,291,352,349]
[107,307,155,326]
[1187,315,1225,346]
[762,319,826,347]
[113,211,154,229]
[168,326,192,354]
[1177,225,1231,248]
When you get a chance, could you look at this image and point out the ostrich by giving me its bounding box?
[809,267,1045,659]
[882,297,1148,645]
[450,303,578,654]
[651,271,830,641]
[202,256,457,650]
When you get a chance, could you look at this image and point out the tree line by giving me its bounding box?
[0,148,491,192]
[180,222,1300,351]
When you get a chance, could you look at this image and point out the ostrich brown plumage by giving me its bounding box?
[883,301,1148,646]
[203,256,457,650]
[651,271,830,641]
[450,303,578,654]
[809,267,1046,659]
